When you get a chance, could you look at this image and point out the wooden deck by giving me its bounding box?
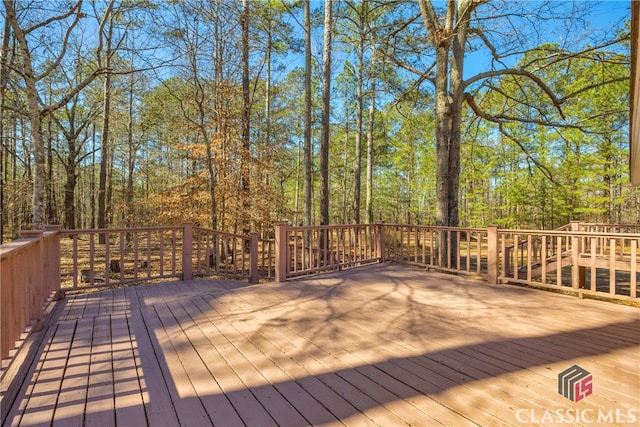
[3,263,639,426]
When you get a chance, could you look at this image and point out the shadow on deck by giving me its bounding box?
[2,264,639,426]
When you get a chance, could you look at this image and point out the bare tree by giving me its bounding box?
[383,0,629,229]
[4,0,111,229]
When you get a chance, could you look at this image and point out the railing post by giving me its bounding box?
[44,225,63,300]
[487,225,498,285]
[249,232,259,284]
[274,222,288,283]
[19,230,44,331]
[182,222,193,281]
[569,222,583,289]
[376,221,385,262]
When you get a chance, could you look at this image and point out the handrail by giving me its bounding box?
[382,224,488,275]
[192,227,265,284]
[60,226,185,289]
[270,223,638,303]
[0,226,61,360]
[1,221,638,366]
[274,223,382,280]
[496,228,639,300]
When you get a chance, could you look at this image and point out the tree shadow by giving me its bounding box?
[4,265,639,426]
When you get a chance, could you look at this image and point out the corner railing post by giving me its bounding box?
[19,230,44,331]
[376,221,385,263]
[182,222,193,281]
[570,222,583,289]
[487,225,498,285]
[274,222,288,283]
[249,232,259,284]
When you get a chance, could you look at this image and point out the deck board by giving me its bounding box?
[3,263,639,426]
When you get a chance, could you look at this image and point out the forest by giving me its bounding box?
[1,0,638,242]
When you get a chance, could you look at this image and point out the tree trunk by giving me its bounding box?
[265,30,272,162]
[303,0,313,226]
[366,41,376,224]
[90,123,96,228]
[419,0,475,229]
[64,162,77,230]
[61,126,79,230]
[352,4,365,225]
[98,69,111,240]
[319,0,333,226]
[342,126,349,223]
[5,2,45,229]
[241,0,251,233]
[0,15,11,240]
[46,117,56,225]
[419,0,475,265]
[126,72,136,231]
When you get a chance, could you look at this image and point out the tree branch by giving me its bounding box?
[465,91,581,130]
[466,91,556,182]
[559,76,628,104]
[465,68,565,119]
[24,1,82,34]
[41,68,107,117]
[36,6,85,81]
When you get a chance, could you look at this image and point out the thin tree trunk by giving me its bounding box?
[64,156,77,229]
[352,4,365,225]
[46,116,56,224]
[365,42,376,224]
[265,31,272,159]
[0,16,12,240]
[90,122,96,228]
[241,0,251,233]
[303,0,313,226]
[294,135,301,225]
[126,72,135,231]
[98,69,111,240]
[342,127,349,223]
[319,0,333,226]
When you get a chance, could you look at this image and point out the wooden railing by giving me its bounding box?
[497,228,639,300]
[274,223,383,280]
[575,222,640,234]
[193,227,274,283]
[383,224,488,275]
[60,225,186,289]
[0,226,62,360]
[58,223,270,290]
[2,221,638,366]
